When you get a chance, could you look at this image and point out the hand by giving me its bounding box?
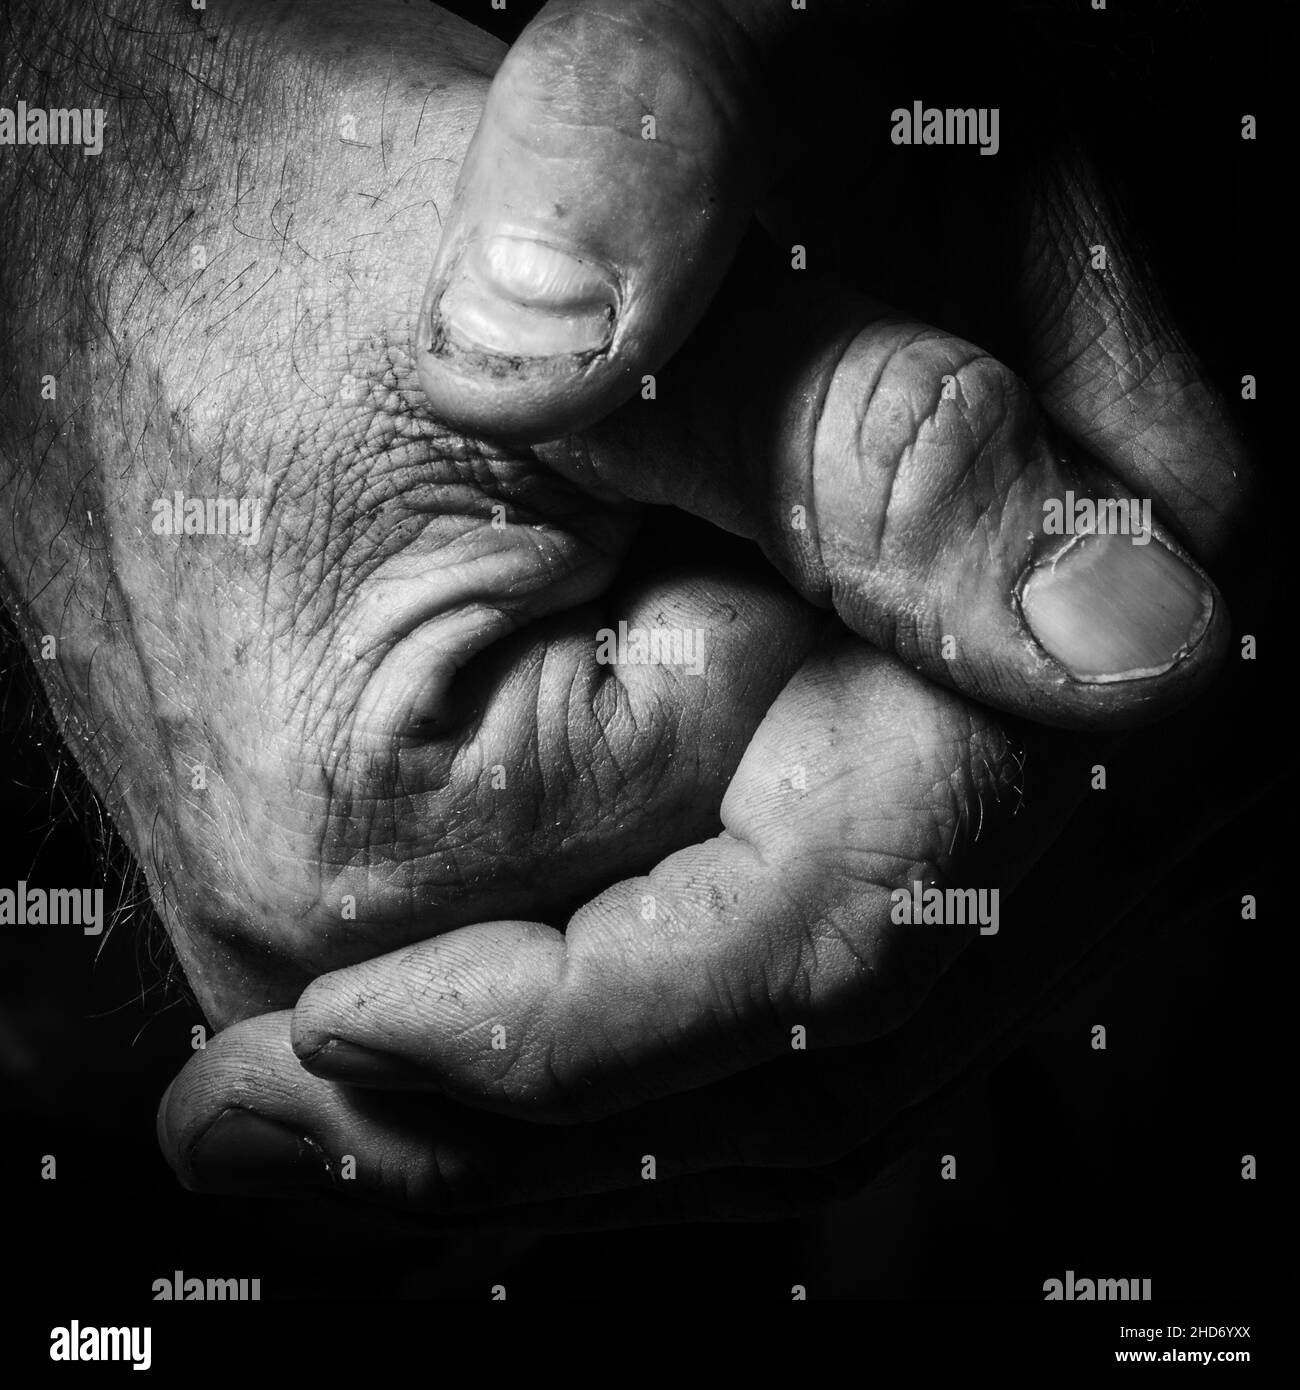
[0,0,1249,1222]
[147,4,1246,1219]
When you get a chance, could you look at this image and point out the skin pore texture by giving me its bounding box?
[4,0,823,1023]
[0,0,1253,1219]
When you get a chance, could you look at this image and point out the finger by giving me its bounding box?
[743,124,1253,564]
[292,636,1090,1122]
[1012,146,1253,563]
[160,747,1131,1215]
[189,559,818,1027]
[157,1009,894,1213]
[415,0,847,440]
[544,276,1230,730]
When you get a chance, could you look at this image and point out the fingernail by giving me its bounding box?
[1020,530,1213,682]
[299,1038,429,1090]
[186,1110,329,1193]
[436,235,618,357]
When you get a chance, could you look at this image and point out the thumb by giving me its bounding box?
[416,0,830,440]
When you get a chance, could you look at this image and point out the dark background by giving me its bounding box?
[0,0,1276,1310]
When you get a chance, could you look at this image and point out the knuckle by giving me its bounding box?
[816,328,1039,634]
[854,339,1033,535]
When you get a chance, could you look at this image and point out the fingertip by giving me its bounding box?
[288,975,338,1065]
[416,302,630,443]
[413,0,763,440]
[1011,527,1232,729]
[1020,530,1216,683]
[434,235,620,360]
[415,217,631,438]
[295,1037,434,1090]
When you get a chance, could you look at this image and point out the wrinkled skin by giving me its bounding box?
[0,0,1251,1221]
[5,1,816,1023]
